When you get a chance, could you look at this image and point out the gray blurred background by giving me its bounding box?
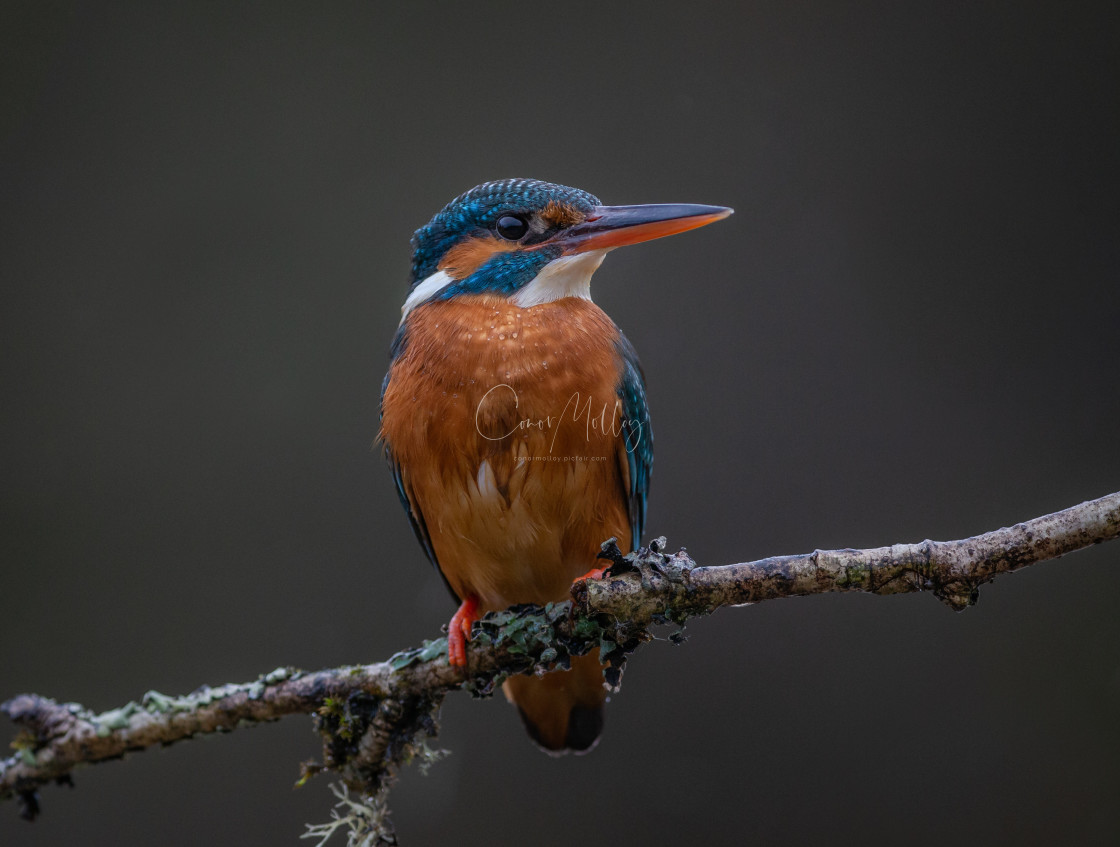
[3,2,1119,845]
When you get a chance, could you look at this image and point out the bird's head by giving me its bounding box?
[400,178,731,320]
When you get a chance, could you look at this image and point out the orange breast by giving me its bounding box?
[380,294,633,610]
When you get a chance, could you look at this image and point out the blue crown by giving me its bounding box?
[408,178,600,285]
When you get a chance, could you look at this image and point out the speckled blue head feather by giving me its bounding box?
[408,178,600,286]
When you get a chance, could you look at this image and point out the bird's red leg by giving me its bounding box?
[447,595,480,668]
[572,566,608,584]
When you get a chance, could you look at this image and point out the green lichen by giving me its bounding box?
[387,639,447,671]
[837,564,868,589]
[141,690,190,714]
[263,667,295,685]
[9,729,37,752]
[317,695,363,742]
[571,617,600,639]
[95,701,141,736]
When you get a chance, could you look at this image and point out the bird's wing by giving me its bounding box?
[615,333,653,551]
[380,369,457,600]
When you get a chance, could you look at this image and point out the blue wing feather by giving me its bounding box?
[615,333,653,551]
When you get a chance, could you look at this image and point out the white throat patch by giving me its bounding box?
[399,248,611,322]
[511,249,610,308]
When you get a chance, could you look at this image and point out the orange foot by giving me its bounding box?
[448,595,480,668]
[573,566,608,584]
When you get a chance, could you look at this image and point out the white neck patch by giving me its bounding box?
[399,269,455,323]
[399,248,611,322]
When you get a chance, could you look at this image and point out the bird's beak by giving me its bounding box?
[552,203,733,255]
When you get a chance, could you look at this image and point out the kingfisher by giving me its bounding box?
[379,179,731,753]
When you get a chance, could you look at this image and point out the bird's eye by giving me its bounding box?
[496,214,529,241]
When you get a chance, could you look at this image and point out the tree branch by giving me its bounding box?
[4,491,1119,840]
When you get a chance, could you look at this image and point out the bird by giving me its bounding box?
[379,178,731,753]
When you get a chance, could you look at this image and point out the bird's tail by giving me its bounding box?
[502,650,607,754]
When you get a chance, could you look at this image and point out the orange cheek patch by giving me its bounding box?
[438,235,518,279]
[541,201,585,228]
